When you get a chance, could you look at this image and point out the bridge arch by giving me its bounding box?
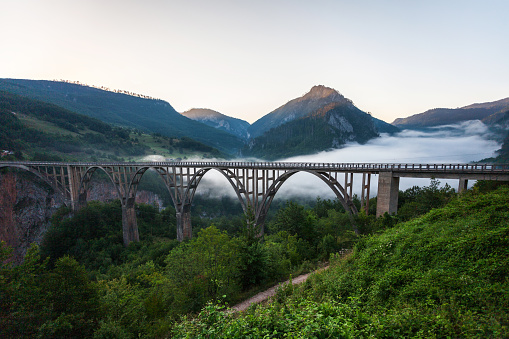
[76,165,148,245]
[0,164,68,201]
[167,167,250,240]
[116,166,251,241]
[254,169,357,234]
[77,166,124,206]
[182,167,249,211]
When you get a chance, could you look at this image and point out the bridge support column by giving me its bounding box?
[376,172,399,217]
[458,178,468,193]
[122,198,139,246]
[67,165,86,212]
[176,204,192,242]
[76,191,87,211]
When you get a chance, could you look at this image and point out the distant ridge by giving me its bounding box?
[53,79,161,100]
[392,97,509,129]
[461,97,509,110]
[182,108,250,140]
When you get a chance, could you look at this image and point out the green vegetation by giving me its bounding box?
[244,103,377,160]
[489,129,509,163]
[172,184,509,338]
[0,79,244,154]
[2,180,507,338]
[0,91,225,161]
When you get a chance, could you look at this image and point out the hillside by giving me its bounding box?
[243,101,378,160]
[172,185,509,338]
[182,108,250,140]
[248,85,353,138]
[392,96,509,129]
[482,110,509,163]
[373,116,400,134]
[0,79,244,154]
[0,91,224,161]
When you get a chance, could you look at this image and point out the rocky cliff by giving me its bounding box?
[0,171,64,264]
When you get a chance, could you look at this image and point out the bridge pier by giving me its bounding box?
[458,178,468,193]
[76,191,88,211]
[122,197,139,246]
[176,203,192,242]
[376,172,400,217]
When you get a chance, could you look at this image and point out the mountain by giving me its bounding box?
[462,97,509,110]
[372,117,400,134]
[181,108,250,140]
[392,97,509,129]
[0,79,243,154]
[0,91,225,162]
[248,85,354,138]
[243,101,378,160]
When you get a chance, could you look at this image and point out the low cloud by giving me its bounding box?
[155,120,502,204]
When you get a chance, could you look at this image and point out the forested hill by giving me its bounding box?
[243,102,379,160]
[248,85,353,138]
[172,185,509,338]
[0,79,244,154]
[0,91,224,161]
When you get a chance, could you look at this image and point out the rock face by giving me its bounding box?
[243,101,378,160]
[182,108,251,140]
[86,181,164,210]
[0,171,164,264]
[0,171,64,264]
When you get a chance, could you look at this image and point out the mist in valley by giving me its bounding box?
[191,120,501,203]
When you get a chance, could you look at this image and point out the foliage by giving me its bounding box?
[0,243,101,338]
[40,201,176,271]
[0,79,243,154]
[243,102,377,160]
[397,179,456,221]
[171,186,509,338]
[171,299,366,338]
[3,177,478,337]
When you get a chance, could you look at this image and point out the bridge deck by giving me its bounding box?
[2,161,509,173]
[2,160,509,244]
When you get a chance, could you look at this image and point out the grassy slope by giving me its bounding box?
[17,113,82,137]
[20,115,221,161]
[172,186,509,338]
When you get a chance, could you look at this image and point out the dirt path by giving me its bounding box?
[229,267,328,313]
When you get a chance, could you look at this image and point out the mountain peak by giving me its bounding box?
[182,108,224,119]
[305,85,345,100]
[248,85,353,138]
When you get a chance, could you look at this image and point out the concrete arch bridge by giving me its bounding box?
[1,161,508,246]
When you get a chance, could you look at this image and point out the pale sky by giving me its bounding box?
[1,0,508,124]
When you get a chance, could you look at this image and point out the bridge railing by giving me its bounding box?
[1,161,509,173]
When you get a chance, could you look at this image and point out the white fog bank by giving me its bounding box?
[184,120,502,200]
